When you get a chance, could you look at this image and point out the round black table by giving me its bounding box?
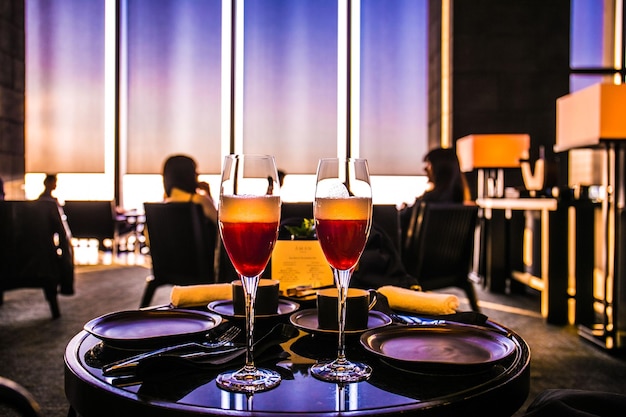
[65,314,530,417]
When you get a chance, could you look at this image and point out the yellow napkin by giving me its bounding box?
[378,285,459,315]
[170,283,232,308]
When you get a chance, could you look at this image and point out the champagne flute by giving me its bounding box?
[311,158,373,382]
[216,154,282,393]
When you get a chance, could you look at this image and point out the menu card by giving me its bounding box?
[271,240,333,292]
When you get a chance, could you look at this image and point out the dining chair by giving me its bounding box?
[402,202,481,311]
[0,376,43,417]
[0,200,74,319]
[372,204,401,251]
[141,202,219,307]
[62,200,119,254]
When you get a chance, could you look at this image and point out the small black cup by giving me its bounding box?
[317,288,377,331]
[232,279,280,316]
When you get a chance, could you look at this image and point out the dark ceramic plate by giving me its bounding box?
[83,309,222,349]
[289,309,392,336]
[207,299,300,320]
[360,323,516,371]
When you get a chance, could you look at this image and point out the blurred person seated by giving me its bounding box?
[399,147,471,237]
[353,148,471,291]
[162,154,217,224]
[153,154,236,282]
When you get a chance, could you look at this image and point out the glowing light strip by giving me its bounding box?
[234,0,244,154]
[221,0,232,156]
[614,0,624,84]
[104,0,116,180]
[441,0,451,148]
[220,0,244,157]
[118,0,128,177]
[350,0,361,158]
[337,0,348,159]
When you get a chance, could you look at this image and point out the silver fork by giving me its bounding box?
[204,325,241,347]
[102,325,241,376]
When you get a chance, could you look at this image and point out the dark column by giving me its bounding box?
[0,0,25,199]
[428,1,572,322]
[429,0,570,191]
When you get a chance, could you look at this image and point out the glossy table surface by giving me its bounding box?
[65,307,530,417]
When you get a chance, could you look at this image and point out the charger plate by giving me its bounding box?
[84,309,222,349]
[290,309,392,336]
[207,299,299,320]
[360,323,516,372]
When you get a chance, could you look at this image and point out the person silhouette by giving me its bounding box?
[38,174,59,204]
[399,147,471,237]
[266,169,285,195]
[162,154,217,224]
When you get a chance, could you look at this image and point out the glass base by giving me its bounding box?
[310,358,372,383]
[216,366,281,393]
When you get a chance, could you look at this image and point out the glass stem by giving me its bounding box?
[335,268,352,362]
[241,274,260,371]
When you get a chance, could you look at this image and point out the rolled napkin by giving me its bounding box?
[377,285,459,315]
[170,283,232,308]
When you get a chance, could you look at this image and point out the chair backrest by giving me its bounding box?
[402,203,478,287]
[62,200,116,241]
[372,204,401,250]
[0,200,74,317]
[0,200,73,289]
[143,202,218,286]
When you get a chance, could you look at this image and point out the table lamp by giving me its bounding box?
[456,134,530,198]
[555,83,626,151]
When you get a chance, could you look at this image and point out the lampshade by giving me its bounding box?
[555,83,626,152]
[456,134,530,172]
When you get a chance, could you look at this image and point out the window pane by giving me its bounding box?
[571,0,606,68]
[360,0,428,175]
[570,74,613,93]
[126,0,222,174]
[242,0,338,175]
[26,0,105,173]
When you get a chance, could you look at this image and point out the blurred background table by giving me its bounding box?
[475,198,567,324]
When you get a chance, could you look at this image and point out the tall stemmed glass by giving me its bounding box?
[216,154,282,393]
[311,158,373,382]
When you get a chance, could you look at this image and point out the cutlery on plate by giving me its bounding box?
[104,345,245,376]
[206,325,242,346]
[394,314,444,325]
[102,325,241,376]
[135,323,299,376]
[108,323,298,384]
